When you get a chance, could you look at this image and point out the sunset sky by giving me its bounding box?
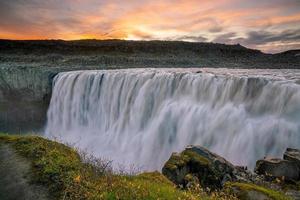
[0,0,299,53]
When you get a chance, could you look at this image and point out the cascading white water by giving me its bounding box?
[45,68,300,171]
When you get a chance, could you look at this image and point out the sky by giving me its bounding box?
[0,0,299,53]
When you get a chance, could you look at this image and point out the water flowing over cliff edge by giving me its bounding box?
[45,68,300,171]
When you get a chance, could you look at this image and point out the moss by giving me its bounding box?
[225,182,292,200]
[164,153,189,171]
[164,150,210,172]
[183,150,210,166]
[185,173,194,182]
[163,148,227,190]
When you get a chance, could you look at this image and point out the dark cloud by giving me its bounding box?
[209,26,223,33]
[175,35,208,42]
[212,32,238,44]
[0,0,74,31]
[210,29,300,52]
[0,1,27,25]
[211,29,300,46]
[245,29,300,45]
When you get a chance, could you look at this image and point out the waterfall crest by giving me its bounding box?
[45,68,300,170]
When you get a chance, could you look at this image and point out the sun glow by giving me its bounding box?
[0,0,299,52]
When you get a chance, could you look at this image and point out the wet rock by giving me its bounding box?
[284,148,300,171]
[286,190,300,200]
[162,145,235,189]
[255,157,300,181]
[233,165,262,184]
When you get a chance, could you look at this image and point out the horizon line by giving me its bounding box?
[1,38,300,54]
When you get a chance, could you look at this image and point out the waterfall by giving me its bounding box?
[45,68,300,171]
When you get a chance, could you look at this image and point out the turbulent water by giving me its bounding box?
[45,68,300,171]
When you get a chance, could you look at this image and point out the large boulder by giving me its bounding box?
[162,145,235,189]
[255,157,300,181]
[284,148,300,171]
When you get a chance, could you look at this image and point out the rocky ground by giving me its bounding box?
[163,145,300,200]
[1,39,299,69]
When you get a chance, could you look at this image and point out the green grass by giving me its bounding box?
[0,134,81,199]
[1,134,293,200]
[225,182,291,200]
[0,134,204,200]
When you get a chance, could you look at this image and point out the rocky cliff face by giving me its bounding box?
[0,40,299,133]
[0,66,57,133]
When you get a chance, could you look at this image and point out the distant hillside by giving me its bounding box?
[0,39,299,69]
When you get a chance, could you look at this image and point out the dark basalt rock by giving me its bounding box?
[255,157,300,181]
[163,146,298,199]
[162,145,236,189]
[284,148,300,172]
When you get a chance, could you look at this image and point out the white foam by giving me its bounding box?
[45,68,300,171]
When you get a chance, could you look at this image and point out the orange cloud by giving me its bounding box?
[0,0,299,52]
[248,13,300,27]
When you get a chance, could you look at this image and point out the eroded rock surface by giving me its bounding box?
[0,66,56,133]
[255,157,300,181]
[284,148,300,172]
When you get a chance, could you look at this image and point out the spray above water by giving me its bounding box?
[45,68,300,171]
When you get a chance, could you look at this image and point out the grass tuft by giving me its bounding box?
[225,182,292,200]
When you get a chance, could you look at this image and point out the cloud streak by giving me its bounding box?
[0,0,299,52]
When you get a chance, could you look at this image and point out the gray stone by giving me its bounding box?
[255,157,300,181]
[162,145,236,189]
[284,148,300,170]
